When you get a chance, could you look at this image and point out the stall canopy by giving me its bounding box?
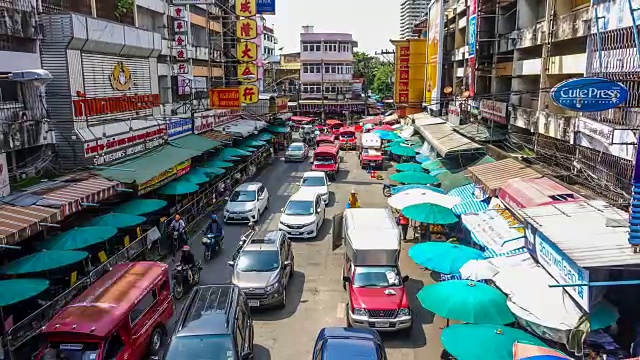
[467,158,542,197]
[200,130,234,143]
[96,146,199,185]
[410,112,445,127]
[169,134,221,152]
[216,119,268,138]
[416,122,484,157]
[0,205,60,245]
[453,123,508,142]
[499,177,585,209]
[40,177,122,218]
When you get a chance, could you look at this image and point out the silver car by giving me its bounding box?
[223,182,269,223]
[228,230,294,308]
[285,142,309,162]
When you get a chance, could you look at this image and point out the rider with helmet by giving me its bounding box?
[204,214,224,249]
[179,245,196,284]
[169,213,188,247]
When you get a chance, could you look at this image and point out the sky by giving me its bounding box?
[265,0,399,55]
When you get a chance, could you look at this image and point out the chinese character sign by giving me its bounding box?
[236,41,258,63]
[237,63,258,82]
[171,6,186,18]
[240,84,259,104]
[235,0,257,16]
[236,19,258,40]
[235,0,259,104]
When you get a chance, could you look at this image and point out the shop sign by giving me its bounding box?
[535,231,590,311]
[167,118,193,139]
[91,137,166,166]
[84,127,165,157]
[461,198,525,254]
[0,153,10,196]
[170,6,186,18]
[575,117,613,144]
[138,159,191,194]
[396,45,410,105]
[238,63,258,83]
[194,109,239,133]
[448,103,460,125]
[172,63,190,75]
[235,0,256,16]
[110,62,132,91]
[480,100,507,124]
[72,93,160,119]
[257,0,275,14]
[268,96,289,113]
[209,88,241,109]
[550,77,628,112]
[236,18,258,40]
[240,84,259,104]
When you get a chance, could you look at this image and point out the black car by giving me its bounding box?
[166,284,254,360]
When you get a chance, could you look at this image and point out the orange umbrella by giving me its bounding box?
[513,342,570,360]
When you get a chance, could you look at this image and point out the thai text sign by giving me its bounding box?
[480,99,507,124]
[535,231,590,311]
[91,137,166,166]
[209,88,241,109]
[194,110,240,134]
[396,46,410,105]
[167,118,193,139]
[84,127,165,158]
[138,159,191,194]
[550,77,628,112]
[73,93,160,119]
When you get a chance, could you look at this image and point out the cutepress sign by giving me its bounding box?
[550,77,628,112]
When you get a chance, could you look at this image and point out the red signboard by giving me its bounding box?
[399,70,410,81]
[399,46,410,58]
[398,93,409,103]
[209,88,241,109]
[72,93,160,118]
[84,127,166,157]
[398,81,409,93]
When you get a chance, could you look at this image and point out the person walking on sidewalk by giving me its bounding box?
[397,213,410,241]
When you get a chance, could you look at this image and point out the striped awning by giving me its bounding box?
[468,230,528,258]
[448,183,487,201]
[0,205,60,245]
[467,158,542,197]
[41,177,122,218]
[452,199,489,216]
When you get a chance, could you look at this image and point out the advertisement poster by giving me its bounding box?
[426,0,442,106]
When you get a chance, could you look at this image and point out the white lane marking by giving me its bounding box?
[336,303,345,319]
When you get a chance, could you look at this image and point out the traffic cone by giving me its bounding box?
[370,170,377,178]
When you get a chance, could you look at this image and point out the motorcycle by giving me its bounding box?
[172,261,202,300]
[382,183,395,197]
[202,232,223,261]
[169,229,187,255]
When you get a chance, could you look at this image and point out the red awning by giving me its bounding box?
[498,177,585,209]
[0,205,60,245]
[42,177,122,217]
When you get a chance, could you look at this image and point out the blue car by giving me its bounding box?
[312,327,387,359]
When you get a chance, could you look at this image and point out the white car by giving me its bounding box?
[223,182,269,223]
[299,171,330,204]
[279,188,326,239]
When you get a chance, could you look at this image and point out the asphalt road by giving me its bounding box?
[167,149,446,360]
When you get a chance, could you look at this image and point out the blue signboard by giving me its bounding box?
[550,77,628,112]
[257,0,275,14]
[167,118,193,140]
[468,15,477,57]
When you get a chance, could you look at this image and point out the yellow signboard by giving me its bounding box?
[391,39,427,111]
[138,160,191,193]
[236,19,258,40]
[236,41,258,62]
[237,63,258,82]
[235,0,256,16]
[240,84,259,104]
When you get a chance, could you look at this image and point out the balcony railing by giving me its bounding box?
[40,0,134,25]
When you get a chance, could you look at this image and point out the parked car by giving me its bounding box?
[285,142,309,162]
[312,327,388,360]
[224,182,269,223]
[166,284,254,360]
[279,188,326,239]
[299,171,330,204]
[228,230,294,308]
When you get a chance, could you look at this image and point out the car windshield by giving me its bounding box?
[165,335,235,360]
[353,266,402,288]
[301,176,325,187]
[230,190,256,202]
[314,157,335,165]
[284,200,315,215]
[289,144,304,151]
[236,250,280,272]
[42,342,100,360]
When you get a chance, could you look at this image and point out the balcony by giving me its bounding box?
[0,84,54,151]
[514,21,546,49]
[41,0,134,26]
[300,51,354,62]
[547,53,586,74]
[513,58,542,76]
[300,73,352,82]
[0,0,38,39]
[553,7,590,42]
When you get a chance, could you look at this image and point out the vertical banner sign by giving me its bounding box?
[170,4,190,95]
[236,0,260,104]
[468,0,478,97]
[629,135,640,245]
[397,46,410,104]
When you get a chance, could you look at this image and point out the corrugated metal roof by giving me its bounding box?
[468,158,542,196]
[415,123,483,157]
[453,123,508,142]
[518,200,633,268]
[411,112,446,127]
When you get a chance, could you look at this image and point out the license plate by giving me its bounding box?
[375,321,390,328]
[248,300,260,307]
[231,215,240,219]
[290,231,300,235]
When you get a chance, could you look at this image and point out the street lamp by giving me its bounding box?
[0,69,53,88]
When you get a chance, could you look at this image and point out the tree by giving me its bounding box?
[353,51,383,94]
[371,64,394,98]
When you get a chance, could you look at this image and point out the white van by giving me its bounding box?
[279,188,326,239]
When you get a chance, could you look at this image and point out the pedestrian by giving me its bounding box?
[397,212,410,241]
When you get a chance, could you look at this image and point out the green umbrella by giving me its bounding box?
[196,167,226,176]
[238,146,257,153]
[0,279,50,306]
[590,301,619,330]
[114,199,167,216]
[180,172,210,184]
[212,155,240,162]
[0,250,88,274]
[204,160,234,168]
[417,281,515,325]
[251,132,274,141]
[441,324,547,360]
[402,203,458,224]
[394,163,425,172]
[157,181,199,195]
[218,147,251,157]
[87,213,146,228]
[389,171,438,185]
[422,159,445,171]
[40,227,118,251]
[242,139,266,147]
[266,125,290,133]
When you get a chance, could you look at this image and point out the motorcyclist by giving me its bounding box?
[204,214,224,249]
[347,188,361,208]
[169,214,187,247]
[179,245,195,284]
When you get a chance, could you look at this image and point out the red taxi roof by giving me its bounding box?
[315,143,339,155]
[338,126,356,133]
[43,262,168,337]
[326,119,344,126]
[317,134,335,140]
[291,116,313,122]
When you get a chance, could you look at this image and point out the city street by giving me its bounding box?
[169,150,446,360]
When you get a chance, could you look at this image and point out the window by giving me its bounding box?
[302,43,309,52]
[103,333,125,360]
[130,289,158,324]
[323,41,337,52]
[0,81,19,102]
[331,65,337,73]
[324,65,330,74]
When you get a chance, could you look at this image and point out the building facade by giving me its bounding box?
[400,0,428,39]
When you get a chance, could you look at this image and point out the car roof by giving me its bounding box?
[318,327,381,341]
[318,327,382,360]
[289,187,320,201]
[236,182,262,191]
[289,142,305,146]
[244,231,283,251]
[303,171,326,178]
[175,285,239,337]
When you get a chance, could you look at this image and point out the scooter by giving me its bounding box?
[172,261,202,300]
[202,232,224,261]
[382,183,395,197]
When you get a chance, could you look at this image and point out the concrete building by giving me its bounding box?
[262,19,278,59]
[400,0,428,39]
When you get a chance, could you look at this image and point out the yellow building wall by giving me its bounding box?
[391,39,427,114]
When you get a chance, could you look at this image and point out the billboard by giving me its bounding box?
[391,39,427,111]
[425,0,442,107]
